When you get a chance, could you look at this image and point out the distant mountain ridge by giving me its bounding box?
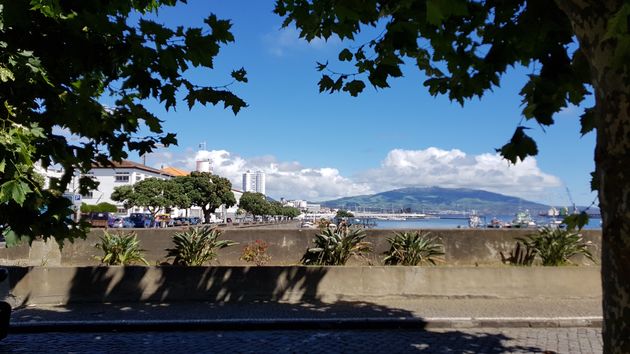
[320,187,550,215]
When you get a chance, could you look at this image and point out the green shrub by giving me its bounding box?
[500,241,536,266]
[81,202,118,213]
[167,226,237,266]
[383,231,444,266]
[95,231,148,265]
[240,239,272,266]
[517,227,595,266]
[301,228,372,265]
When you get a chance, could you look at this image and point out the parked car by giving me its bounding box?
[173,217,190,226]
[110,217,135,228]
[122,217,135,228]
[86,212,112,228]
[129,213,153,228]
[188,217,201,225]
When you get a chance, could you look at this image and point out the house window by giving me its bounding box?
[117,207,127,214]
[115,172,130,183]
[82,191,94,199]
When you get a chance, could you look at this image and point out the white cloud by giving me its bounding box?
[146,149,372,201]
[147,147,561,202]
[357,148,562,200]
[262,26,340,57]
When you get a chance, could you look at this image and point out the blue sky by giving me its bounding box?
[132,1,597,207]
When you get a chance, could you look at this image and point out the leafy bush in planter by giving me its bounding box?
[301,228,372,265]
[240,239,272,266]
[167,226,237,266]
[383,231,444,266]
[517,227,595,266]
[95,231,148,265]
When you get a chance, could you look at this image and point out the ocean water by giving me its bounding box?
[369,215,602,230]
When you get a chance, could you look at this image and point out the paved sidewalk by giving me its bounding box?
[10,298,602,332]
[0,328,604,353]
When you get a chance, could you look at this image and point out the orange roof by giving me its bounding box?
[161,166,189,176]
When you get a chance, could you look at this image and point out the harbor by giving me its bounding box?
[300,211,602,230]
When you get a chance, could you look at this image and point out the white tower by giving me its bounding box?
[196,158,212,173]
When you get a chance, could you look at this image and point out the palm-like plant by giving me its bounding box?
[383,231,444,266]
[518,227,595,266]
[167,226,237,266]
[95,231,148,265]
[500,241,536,266]
[301,228,372,265]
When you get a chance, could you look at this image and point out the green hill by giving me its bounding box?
[321,187,549,215]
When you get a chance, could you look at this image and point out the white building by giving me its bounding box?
[42,159,242,222]
[82,160,175,214]
[242,170,266,195]
[306,203,321,212]
[284,199,308,210]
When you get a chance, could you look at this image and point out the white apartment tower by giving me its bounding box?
[242,170,266,195]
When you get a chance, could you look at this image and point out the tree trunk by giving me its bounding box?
[556,1,630,352]
[595,74,630,354]
[202,206,211,224]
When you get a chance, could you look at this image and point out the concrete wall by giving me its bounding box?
[5,266,601,306]
[0,228,602,267]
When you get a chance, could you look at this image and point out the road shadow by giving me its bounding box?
[6,265,553,352]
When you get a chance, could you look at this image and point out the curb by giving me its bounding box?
[9,316,603,333]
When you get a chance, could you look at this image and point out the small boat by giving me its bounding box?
[539,207,560,217]
[510,210,537,228]
[546,218,564,229]
[486,218,504,228]
[468,214,482,228]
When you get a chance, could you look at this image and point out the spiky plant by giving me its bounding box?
[95,231,148,266]
[500,241,536,266]
[167,226,237,266]
[518,227,595,266]
[383,231,444,266]
[301,227,372,265]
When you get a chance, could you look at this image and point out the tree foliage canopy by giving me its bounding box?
[175,172,235,223]
[275,1,630,351]
[111,177,186,217]
[0,0,246,244]
[336,209,354,218]
[239,192,270,217]
[275,0,601,163]
[239,192,300,218]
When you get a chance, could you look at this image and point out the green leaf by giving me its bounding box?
[0,180,32,206]
[580,108,595,136]
[590,171,599,191]
[3,229,23,247]
[0,66,15,82]
[563,212,589,231]
[0,159,5,173]
[496,127,539,163]
[316,61,328,72]
[338,48,353,61]
[426,0,468,25]
[231,67,248,83]
[343,80,366,97]
[318,75,335,93]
